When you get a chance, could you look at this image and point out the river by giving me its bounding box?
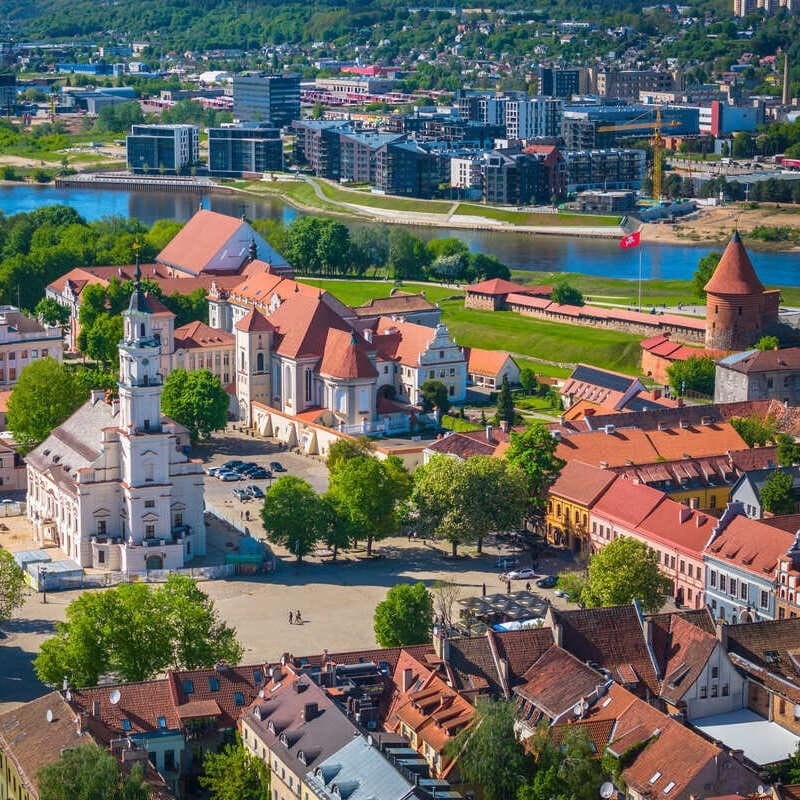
[1,183,797,285]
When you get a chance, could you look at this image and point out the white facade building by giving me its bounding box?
[26,278,206,573]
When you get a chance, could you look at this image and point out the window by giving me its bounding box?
[97,520,106,535]
[257,352,265,372]
[209,677,219,692]
[234,691,245,706]
[729,578,737,597]
[679,560,685,574]
[164,750,175,771]
[439,350,444,359]
[710,495,717,509]
[700,685,707,698]
[7,352,14,361]
[429,370,435,379]
[711,666,719,679]
[20,350,26,359]
[174,512,183,527]
[711,684,718,697]
[722,684,729,697]
[449,367,455,376]
[98,550,105,564]
[31,349,38,358]
[449,385,454,396]
[157,716,167,729]
[144,499,155,508]
[183,680,194,694]
[145,524,155,539]
[710,570,717,588]
[719,574,726,593]
[122,719,132,731]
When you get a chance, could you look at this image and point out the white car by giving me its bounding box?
[503,568,537,581]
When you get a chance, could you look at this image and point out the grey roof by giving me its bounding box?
[26,397,120,489]
[245,675,356,779]
[305,736,413,800]
[733,466,800,500]
[568,364,636,394]
[128,288,151,314]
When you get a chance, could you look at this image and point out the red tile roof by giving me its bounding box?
[644,421,747,461]
[269,294,354,359]
[157,210,246,275]
[556,427,661,468]
[174,320,235,349]
[463,347,515,377]
[318,328,378,379]
[637,497,715,556]
[657,615,718,705]
[352,291,436,317]
[466,278,543,296]
[234,308,275,333]
[722,347,800,374]
[704,513,792,578]
[548,460,618,506]
[704,231,765,296]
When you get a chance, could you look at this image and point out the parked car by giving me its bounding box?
[536,575,558,589]
[218,470,243,482]
[247,468,272,480]
[233,487,250,500]
[505,568,537,581]
[270,461,287,472]
[222,460,244,471]
[206,466,222,477]
[247,485,265,499]
[233,462,259,474]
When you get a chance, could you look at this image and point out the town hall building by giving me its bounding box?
[25,273,207,573]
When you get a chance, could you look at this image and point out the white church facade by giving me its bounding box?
[25,277,206,573]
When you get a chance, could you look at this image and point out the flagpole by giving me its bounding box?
[638,245,643,312]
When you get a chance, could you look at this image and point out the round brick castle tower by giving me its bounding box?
[704,231,780,351]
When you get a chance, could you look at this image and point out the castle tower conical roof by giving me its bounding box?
[703,231,764,296]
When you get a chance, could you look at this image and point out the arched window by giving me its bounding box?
[140,323,146,337]
[257,352,264,372]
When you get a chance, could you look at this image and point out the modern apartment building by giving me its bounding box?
[207,123,283,177]
[232,73,300,128]
[126,124,199,174]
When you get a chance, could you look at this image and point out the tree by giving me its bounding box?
[325,436,375,473]
[761,469,797,515]
[551,280,584,306]
[777,434,800,467]
[0,549,26,626]
[446,697,529,800]
[84,312,123,366]
[7,357,86,453]
[161,368,229,442]
[373,582,433,647]
[505,423,566,514]
[34,296,70,327]
[495,374,515,425]
[37,745,148,800]
[200,736,271,800]
[756,335,780,351]
[730,414,777,447]
[519,368,538,396]
[34,576,243,687]
[387,228,429,280]
[261,475,332,561]
[420,379,451,414]
[518,725,605,800]
[581,537,671,613]
[327,455,409,555]
[666,355,716,397]
[692,251,720,299]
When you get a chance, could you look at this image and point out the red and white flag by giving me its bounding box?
[619,231,641,249]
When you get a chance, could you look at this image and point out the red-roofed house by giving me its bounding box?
[641,332,725,386]
[462,347,520,389]
[589,478,667,553]
[464,278,551,311]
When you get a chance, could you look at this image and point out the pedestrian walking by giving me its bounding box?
[525,582,531,592]
[506,579,511,594]
[482,582,486,597]
[296,609,302,624]
[288,610,293,625]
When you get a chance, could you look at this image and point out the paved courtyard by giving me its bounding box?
[0,428,578,715]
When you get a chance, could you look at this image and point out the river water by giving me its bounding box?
[1,183,797,285]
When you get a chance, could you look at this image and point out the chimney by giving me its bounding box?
[402,667,414,693]
[552,620,563,647]
[499,658,509,685]
[643,617,653,646]
[486,425,493,442]
[499,419,509,433]
[604,424,615,435]
[783,51,791,106]
[715,618,728,649]
[302,702,318,722]
[433,624,450,662]
[679,506,691,524]
[271,666,283,683]
[658,421,667,431]
[696,514,707,527]
[650,388,662,401]
[676,397,684,407]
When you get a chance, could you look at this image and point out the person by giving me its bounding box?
[296,609,302,624]
[482,582,486,597]
[525,582,531,592]
[288,610,293,625]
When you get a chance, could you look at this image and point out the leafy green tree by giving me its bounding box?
[325,436,375,473]
[387,228,429,280]
[761,469,797,515]
[161,369,229,442]
[200,736,271,800]
[777,434,800,467]
[446,697,530,800]
[420,379,451,414]
[581,537,671,613]
[495,374,516,425]
[7,357,86,453]
[261,475,332,561]
[666,355,716,397]
[411,455,528,556]
[34,297,70,327]
[730,414,777,447]
[84,313,123,367]
[37,745,148,800]
[327,454,409,555]
[519,368,538,396]
[551,281,584,306]
[34,576,242,687]
[0,549,27,626]
[469,252,510,281]
[756,335,780,351]
[373,582,433,647]
[692,251,720,299]
[518,726,605,800]
[505,423,566,513]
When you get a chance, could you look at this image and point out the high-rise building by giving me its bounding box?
[505,97,563,139]
[233,73,300,128]
[0,73,16,115]
[207,124,283,178]
[538,67,584,98]
[126,124,199,174]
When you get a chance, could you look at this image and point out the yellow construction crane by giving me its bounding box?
[597,107,680,201]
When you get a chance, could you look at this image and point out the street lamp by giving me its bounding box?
[39,565,48,604]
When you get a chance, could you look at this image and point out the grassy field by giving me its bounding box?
[315,181,454,213]
[303,277,643,375]
[455,204,621,227]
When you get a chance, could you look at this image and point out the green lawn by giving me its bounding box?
[455,204,621,227]
[302,277,643,375]
[316,180,453,213]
